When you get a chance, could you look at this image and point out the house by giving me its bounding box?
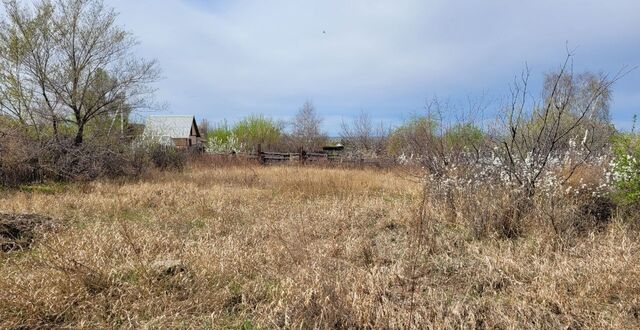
[143,115,202,148]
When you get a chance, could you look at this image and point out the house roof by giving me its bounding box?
[144,115,200,139]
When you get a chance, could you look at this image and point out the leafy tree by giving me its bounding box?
[0,0,160,145]
[204,121,243,153]
[233,115,283,151]
[207,121,233,144]
[387,115,437,156]
[443,123,485,151]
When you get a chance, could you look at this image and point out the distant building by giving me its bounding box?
[322,143,344,152]
[143,115,202,148]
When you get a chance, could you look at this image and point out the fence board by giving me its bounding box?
[204,150,396,167]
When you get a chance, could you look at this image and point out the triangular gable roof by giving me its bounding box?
[144,115,200,139]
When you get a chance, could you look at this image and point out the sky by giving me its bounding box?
[106,0,640,135]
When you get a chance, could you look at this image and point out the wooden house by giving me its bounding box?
[143,115,202,148]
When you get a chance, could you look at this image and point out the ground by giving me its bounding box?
[1,165,639,329]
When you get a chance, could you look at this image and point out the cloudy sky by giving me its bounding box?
[107,0,640,134]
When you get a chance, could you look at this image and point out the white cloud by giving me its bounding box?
[107,0,640,133]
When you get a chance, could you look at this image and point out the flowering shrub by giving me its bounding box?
[410,131,613,239]
[610,132,640,205]
[205,134,244,153]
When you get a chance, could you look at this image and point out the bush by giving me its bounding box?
[0,122,184,186]
[205,122,244,153]
[148,144,186,171]
[443,123,485,152]
[207,121,234,145]
[32,138,156,182]
[387,116,437,157]
[0,125,44,186]
[232,115,283,151]
[610,131,640,206]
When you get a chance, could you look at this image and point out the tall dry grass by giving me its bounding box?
[0,164,639,329]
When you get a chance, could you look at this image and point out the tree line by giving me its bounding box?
[202,100,486,157]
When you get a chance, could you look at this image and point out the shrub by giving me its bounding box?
[32,138,157,182]
[443,123,485,152]
[610,131,640,206]
[232,115,283,151]
[205,122,244,153]
[148,144,186,171]
[494,59,615,201]
[207,121,234,144]
[387,116,437,157]
[0,121,183,186]
[0,127,43,186]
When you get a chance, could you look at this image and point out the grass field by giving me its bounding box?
[1,164,639,329]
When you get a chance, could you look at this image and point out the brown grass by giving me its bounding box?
[1,164,639,329]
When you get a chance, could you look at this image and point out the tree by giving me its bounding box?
[387,115,437,156]
[198,118,210,137]
[0,0,160,145]
[443,123,485,152]
[232,115,283,151]
[496,53,620,198]
[387,100,486,175]
[0,0,46,136]
[204,120,243,153]
[340,110,388,156]
[291,101,326,150]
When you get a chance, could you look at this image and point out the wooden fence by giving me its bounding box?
[205,150,396,168]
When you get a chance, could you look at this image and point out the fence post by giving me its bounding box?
[299,147,307,165]
[257,144,265,164]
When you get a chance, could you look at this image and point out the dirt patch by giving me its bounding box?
[0,213,56,252]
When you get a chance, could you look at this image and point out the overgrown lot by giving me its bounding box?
[1,164,639,329]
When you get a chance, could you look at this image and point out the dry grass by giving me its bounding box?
[1,164,639,329]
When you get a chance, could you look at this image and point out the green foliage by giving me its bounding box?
[240,320,255,330]
[386,116,484,156]
[207,121,233,144]
[399,116,438,135]
[0,114,18,128]
[610,129,640,205]
[232,115,283,151]
[204,121,243,153]
[0,0,159,145]
[204,117,283,152]
[523,106,614,151]
[387,116,437,155]
[83,110,130,141]
[19,182,68,195]
[443,123,485,150]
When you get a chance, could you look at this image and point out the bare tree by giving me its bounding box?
[0,0,160,145]
[291,101,325,150]
[340,110,389,156]
[198,118,210,137]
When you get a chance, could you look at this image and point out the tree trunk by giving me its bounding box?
[74,124,84,146]
[52,116,60,142]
